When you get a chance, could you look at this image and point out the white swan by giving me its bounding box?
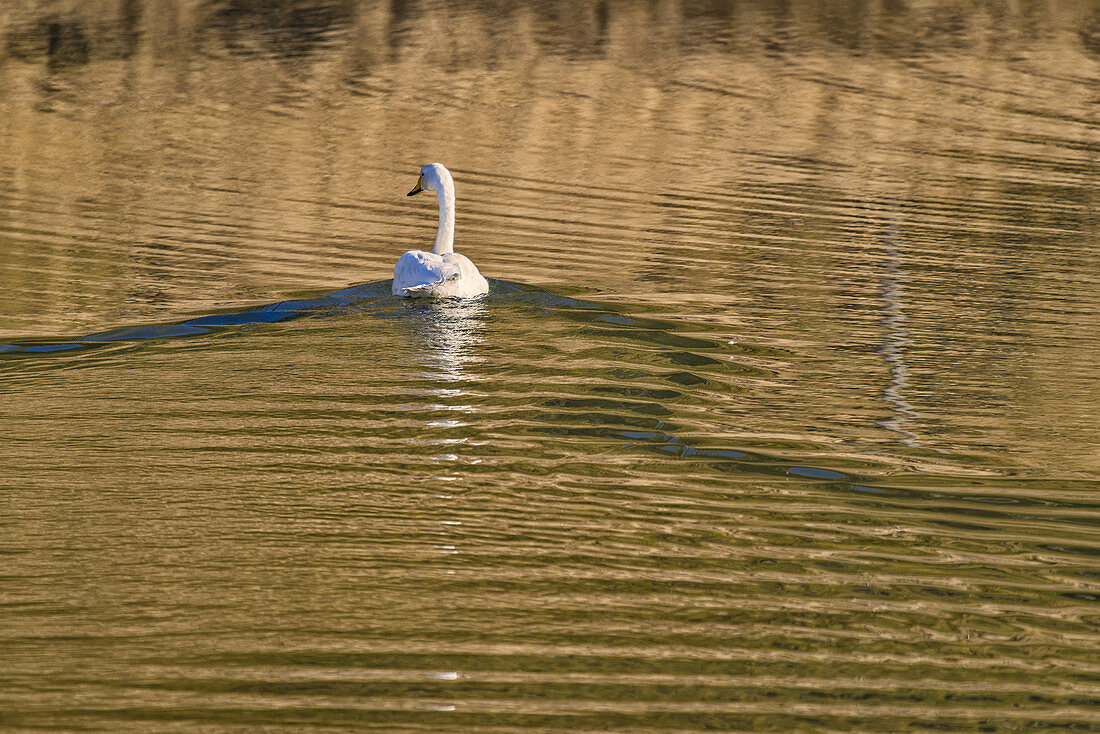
[393,163,489,298]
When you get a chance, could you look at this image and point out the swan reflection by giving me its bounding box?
[395,295,488,482]
[400,295,487,384]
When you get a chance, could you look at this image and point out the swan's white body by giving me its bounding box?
[394,163,489,298]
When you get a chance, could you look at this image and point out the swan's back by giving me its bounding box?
[393,250,488,298]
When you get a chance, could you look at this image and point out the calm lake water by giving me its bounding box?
[2,1,1099,731]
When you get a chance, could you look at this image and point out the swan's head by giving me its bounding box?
[407,163,453,197]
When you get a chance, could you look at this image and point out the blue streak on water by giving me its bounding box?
[786,466,847,480]
[617,428,871,493]
[0,281,394,354]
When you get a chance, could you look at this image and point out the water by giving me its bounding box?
[2,1,1098,731]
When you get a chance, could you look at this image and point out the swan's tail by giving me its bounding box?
[398,272,460,297]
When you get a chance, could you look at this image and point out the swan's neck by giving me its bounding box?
[432,182,455,255]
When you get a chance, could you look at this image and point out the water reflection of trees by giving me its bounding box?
[2,0,1095,67]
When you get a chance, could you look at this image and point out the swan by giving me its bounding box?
[393,163,489,298]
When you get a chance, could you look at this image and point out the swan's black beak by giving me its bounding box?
[407,175,424,197]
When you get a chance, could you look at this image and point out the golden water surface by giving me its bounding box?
[1,1,1098,731]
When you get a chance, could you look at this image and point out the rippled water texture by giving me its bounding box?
[2,1,1099,731]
